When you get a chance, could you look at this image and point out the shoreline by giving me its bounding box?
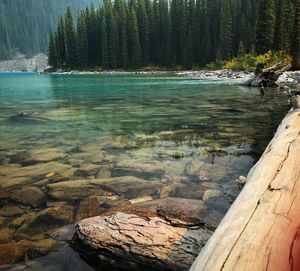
[43,69,252,81]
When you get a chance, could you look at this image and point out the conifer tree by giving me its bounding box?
[65,7,77,67]
[76,13,89,68]
[127,6,142,68]
[256,0,276,53]
[57,16,66,66]
[238,41,246,56]
[218,0,233,60]
[48,32,57,67]
[103,0,119,68]
[137,0,150,65]
[114,0,129,67]
[159,0,172,66]
[100,9,108,67]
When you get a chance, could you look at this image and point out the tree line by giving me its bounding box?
[0,0,101,60]
[48,0,300,70]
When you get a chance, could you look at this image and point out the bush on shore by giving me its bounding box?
[206,51,292,72]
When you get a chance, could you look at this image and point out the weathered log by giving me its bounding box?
[190,108,300,271]
[72,197,224,271]
[262,60,284,73]
[274,63,292,75]
[244,62,292,87]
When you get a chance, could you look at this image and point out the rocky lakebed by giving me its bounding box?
[0,73,291,270]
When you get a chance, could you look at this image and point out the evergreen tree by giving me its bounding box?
[76,12,89,68]
[292,0,300,68]
[114,0,129,67]
[137,0,150,65]
[100,9,108,67]
[57,16,66,66]
[103,0,119,68]
[127,6,142,68]
[159,0,172,65]
[256,0,276,53]
[238,41,246,56]
[48,32,57,67]
[65,7,77,67]
[218,0,233,60]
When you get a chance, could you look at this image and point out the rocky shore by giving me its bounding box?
[44,69,250,81]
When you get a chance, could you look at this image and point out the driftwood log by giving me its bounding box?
[72,197,225,271]
[190,108,300,271]
[246,62,291,87]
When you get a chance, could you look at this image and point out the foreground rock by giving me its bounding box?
[75,212,212,271]
[73,197,223,271]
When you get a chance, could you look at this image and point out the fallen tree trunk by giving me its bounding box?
[190,107,300,271]
[244,62,292,87]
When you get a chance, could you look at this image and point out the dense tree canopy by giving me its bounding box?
[0,0,101,59]
[48,0,300,69]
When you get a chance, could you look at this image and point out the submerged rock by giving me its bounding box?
[113,160,165,178]
[75,196,109,221]
[46,180,110,200]
[22,147,66,165]
[47,176,159,201]
[0,204,29,217]
[0,227,15,243]
[74,163,101,177]
[170,185,208,200]
[8,112,50,124]
[11,187,47,207]
[99,176,160,199]
[15,205,74,239]
[0,188,11,200]
[0,240,29,265]
[0,162,74,188]
[74,212,212,271]
[0,238,59,265]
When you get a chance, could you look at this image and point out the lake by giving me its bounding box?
[0,73,290,270]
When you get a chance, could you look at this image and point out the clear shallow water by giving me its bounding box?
[0,73,290,270]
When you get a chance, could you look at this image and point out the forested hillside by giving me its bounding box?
[48,0,300,70]
[0,0,101,59]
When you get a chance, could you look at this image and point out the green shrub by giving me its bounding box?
[222,51,292,72]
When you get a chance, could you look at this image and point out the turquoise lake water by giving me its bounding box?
[0,73,290,270]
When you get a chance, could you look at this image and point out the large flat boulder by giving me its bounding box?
[75,212,212,271]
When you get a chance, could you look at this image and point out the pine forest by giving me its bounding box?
[48,0,300,70]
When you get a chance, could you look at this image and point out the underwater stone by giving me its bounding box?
[11,187,47,207]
